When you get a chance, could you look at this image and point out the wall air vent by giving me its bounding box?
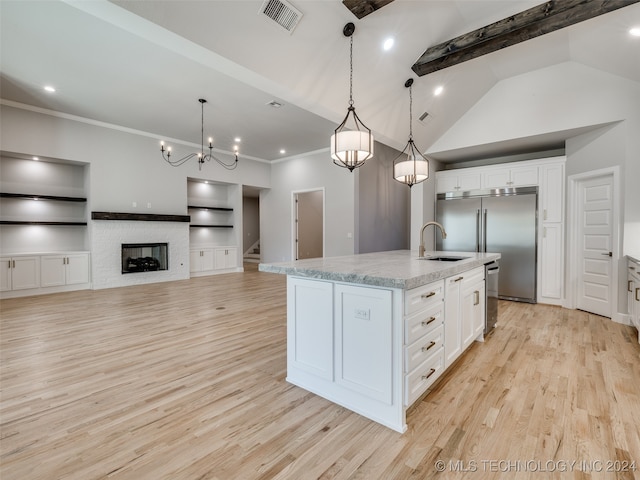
[418,111,431,125]
[259,0,303,34]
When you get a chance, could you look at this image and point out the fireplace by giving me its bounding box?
[122,243,168,274]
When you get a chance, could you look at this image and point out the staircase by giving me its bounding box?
[243,241,260,263]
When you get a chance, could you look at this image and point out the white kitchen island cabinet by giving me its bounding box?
[261,249,500,433]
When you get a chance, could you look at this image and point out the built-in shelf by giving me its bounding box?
[0,221,88,226]
[0,192,87,202]
[91,212,191,222]
[190,224,233,228]
[187,205,233,212]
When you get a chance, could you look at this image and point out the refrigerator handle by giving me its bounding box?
[476,209,481,253]
[483,209,488,253]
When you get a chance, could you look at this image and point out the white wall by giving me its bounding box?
[0,105,271,214]
[261,150,355,263]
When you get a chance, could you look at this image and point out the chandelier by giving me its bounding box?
[393,79,429,187]
[331,22,374,172]
[160,98,238,171]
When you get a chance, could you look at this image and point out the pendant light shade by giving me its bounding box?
[393,79,429,187]
[331,23,374,172]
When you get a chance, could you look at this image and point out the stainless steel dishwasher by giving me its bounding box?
[485,261,499,333]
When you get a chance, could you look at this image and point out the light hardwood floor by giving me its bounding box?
[1,265,639,479]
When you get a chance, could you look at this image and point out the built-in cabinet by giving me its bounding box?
[1,252,90,296]
[628,257,640,343]
[481,163,539,189]
[40,253,90,287]
[0,155,91,298]
[187,179,241,277]
[189,247,238,276]
[444,266,485,368]
[0,256,40,291]
[436,157,565,305]
[403,280,445,406]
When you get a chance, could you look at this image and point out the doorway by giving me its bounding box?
[293,189,324,260]
[568,168,619,318]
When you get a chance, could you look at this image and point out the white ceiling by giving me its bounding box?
[1,0,639,164]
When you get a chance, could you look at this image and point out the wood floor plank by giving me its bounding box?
[1,267,639,479]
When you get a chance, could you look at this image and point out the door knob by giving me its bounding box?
[601,252,612,257]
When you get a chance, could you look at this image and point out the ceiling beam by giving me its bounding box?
[412,0,640,76]
[342,0,395,19]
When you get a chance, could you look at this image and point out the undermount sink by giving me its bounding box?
[418,255,469,262]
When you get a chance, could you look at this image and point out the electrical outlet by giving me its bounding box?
[147,202,151,208]
[132,201,137,207]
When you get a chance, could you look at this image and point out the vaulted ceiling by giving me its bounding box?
[1,0,639,164]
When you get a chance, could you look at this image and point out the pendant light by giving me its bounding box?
[393,78,429,187]
[160,98,239,171]
[331,22,374,172]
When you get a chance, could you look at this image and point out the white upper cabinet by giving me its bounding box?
[481,164,539,189]
[435,170,481,193]
[540,162,564,223]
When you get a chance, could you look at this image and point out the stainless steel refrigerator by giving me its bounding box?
[436,186,538,303]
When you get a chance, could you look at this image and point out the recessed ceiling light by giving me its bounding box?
[32,156,39,161]
[630,27,640,37]
[434,86,444,96]
[280,149,286,154]
[234,137,241,143]
[43,85,56,93]
[383,37,395,51]
[267,100,283,108]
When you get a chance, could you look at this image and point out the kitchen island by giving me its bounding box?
[259,249,500,432]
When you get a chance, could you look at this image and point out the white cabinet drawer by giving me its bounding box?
[404,280,444,316]
[405,324,444,373]
[404,347,445,406]
[404,301,443,344]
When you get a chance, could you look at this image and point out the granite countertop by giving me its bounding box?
[259,250,501,290]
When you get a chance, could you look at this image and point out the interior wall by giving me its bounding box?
[261,150,355,263]
[355,141,410,254]
[0,105,272,215]
[242,196,260,254]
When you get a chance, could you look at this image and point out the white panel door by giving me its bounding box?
[577,175,613,317]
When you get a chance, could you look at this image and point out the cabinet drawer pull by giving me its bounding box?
[421,368,436,380]
[422,341,436,352]
[421,316,437,327]
[636,287,640,302]
[474,290,480,306]
[630,280,634,293]
[421,291,436,299]
[454,276,463,282]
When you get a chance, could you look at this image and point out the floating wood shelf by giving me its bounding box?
[0,221,88,226]
[187,205,233,212]
[0,192,87,202]
[190,224,233,228]
[91,212,190,222]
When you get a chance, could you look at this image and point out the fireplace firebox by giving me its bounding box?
[121,243,168,274]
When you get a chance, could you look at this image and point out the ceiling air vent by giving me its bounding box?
[259,0,302,34]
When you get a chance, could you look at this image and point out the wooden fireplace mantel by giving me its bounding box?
[91,212,190,222]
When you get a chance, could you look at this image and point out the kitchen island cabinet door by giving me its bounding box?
[444,275,462,368]
[335,284,393,404]
[287,277,334,380]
